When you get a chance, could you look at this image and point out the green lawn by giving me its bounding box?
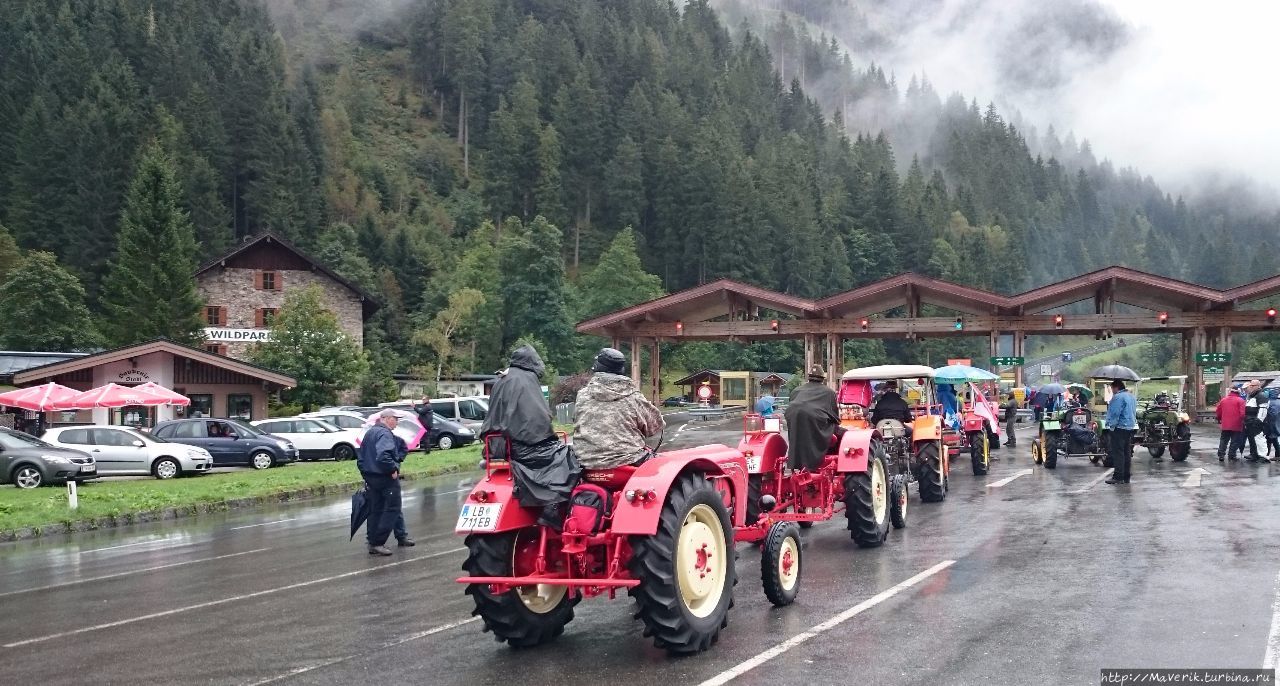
[0,446,480,537]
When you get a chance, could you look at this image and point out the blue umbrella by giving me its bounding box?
[933,364,1000,385]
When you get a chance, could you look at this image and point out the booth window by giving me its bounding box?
[227,394,253,420]
[188,394,213,418]
[203,344,228,356]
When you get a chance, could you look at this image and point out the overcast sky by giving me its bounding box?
[838,0,1280,197]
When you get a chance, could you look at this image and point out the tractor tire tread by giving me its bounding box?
[916,443,946,502]
[463,532,579,648]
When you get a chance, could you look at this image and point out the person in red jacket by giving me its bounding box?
[1216,387,1247,462]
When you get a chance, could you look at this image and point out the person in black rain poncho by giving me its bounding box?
[481,344,581,527]
[784,365,842,470]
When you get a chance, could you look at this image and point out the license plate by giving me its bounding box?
[1072,415,1086,425]
[455,503,501,532]
[745,455,762,472]
[81,466,96,473]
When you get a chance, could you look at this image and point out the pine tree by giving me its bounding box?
[99,142,205,346]
[0,251,101,351]
[0,223,21,284]
[499,216,573,366]
[578,228,665,318]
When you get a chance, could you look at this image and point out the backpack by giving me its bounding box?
[562,483,611,536]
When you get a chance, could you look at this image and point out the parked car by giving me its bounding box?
[298,410,368,431]
[250,418,360,461]
[152,418,298,470]
[44,425,213,479]
[299,409,476,450]
[662,396,691,407]
[413,397,489,431]
[0,427,98,488]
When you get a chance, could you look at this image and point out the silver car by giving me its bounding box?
[43,425,213,479]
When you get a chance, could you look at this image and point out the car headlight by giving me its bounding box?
[42,455,70,464]
[187,449,208,460]
[276,440,292,450]
[459,428,474,436]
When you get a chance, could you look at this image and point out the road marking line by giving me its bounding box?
[1264,570,1280,670]
[677,423,689,433]
[987,469,1033,489]
[2,547,467,648]
[1070,469,1115,494]
[0,549,271,598]
[231,518,297,530]
[1181,467,1212,488]
[696,560,955,686]
[245,617,481,685]
[76,537,191,554]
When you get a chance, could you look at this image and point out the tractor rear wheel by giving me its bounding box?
[463,531,580,648]
[915,442,946,503]
[760,522,802,607]
[629,472,736,655]
[889,477,908,530]
[969,431,989,476]
[1170,424,1191,461]
[1044,434,1059,470]
[844,450,890,548]
[1147,445,1166,459]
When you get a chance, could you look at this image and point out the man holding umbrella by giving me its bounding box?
[1104,380,1138,485]
[357,410,403,555]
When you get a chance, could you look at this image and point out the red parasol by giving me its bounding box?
[51,383,176,411]
[134,382,191,407]
[0,382,81,412]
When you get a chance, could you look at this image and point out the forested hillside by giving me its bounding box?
[2,0,1278,383]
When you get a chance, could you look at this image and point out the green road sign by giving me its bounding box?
[990,356,1024,366]
[1195,352,1231,365]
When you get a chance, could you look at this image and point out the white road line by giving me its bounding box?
[1181,467,1212,488]
[76,537,191,554]
[245,617,481,685]
[677,423,689,433]
[1070,469,1115,495]
[1264,570,1280,670]
[987,469,1033,489]
[697,560,955,686]
[230,518,297,530]
[0,549,271,598]
[2,546,467,648]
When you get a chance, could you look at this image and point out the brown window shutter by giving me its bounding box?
[274,271,283,290]
[218,306,228,326]
[255,271,263,290]
[254,309,263,328]
[218,345,229,356]
[200,308,208,324]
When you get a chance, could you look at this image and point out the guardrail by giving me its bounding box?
[686,407,745,422]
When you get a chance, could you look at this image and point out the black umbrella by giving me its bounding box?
[349,486,370,541]
[1038,382,1066,395]
[1089,364,1141,381]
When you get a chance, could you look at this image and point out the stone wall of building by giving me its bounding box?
[197,267,365,359]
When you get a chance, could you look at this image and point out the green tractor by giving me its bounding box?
[1134,375,1192,461]
[1031,383,1108,469]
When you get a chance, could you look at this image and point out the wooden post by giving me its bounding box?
[988,330,999,374]
[1194,327,1206,411]
[804,334,817,375]
[649,338,661,403]
[1013,330,1025,387]
[825,333,840,389]
[630,337,641,387]
[1222,327,1233,402]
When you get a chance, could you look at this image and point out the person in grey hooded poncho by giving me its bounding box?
[574,348,665,470]
[481,345,581,521]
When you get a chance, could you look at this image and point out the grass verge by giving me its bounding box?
[0,445,481,541]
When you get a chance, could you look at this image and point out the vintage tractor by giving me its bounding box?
[737,411,898,553]
[839,365,948,503]
[456,435,801,654]
[933,365,1005,476]
[1134,376,1192,461]
[1032,395,1107,469]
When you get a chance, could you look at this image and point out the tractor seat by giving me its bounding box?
[581,465,639,490]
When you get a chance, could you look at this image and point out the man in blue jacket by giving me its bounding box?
[358,410,403,555]
[1104,380,1138,485]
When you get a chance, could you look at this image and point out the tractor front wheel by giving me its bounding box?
[1147,445,1166,459]
[760,522,802,607]
[844,449,891,548]
[889,477,908,529]
[463,531,580,648]
[969,431,990,476]
[629,472,736,655]
[1031,439,1043,465]
[1170,425,1191,461]
[915,443,946,503]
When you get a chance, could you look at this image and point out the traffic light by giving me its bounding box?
[770,319,779,332]
[1268,308,1277,326]
[1053,314,1064,329]
[859,317,869,332]
[1158,311,1168,326]
[954,317,964,331]
[675,320,683,334]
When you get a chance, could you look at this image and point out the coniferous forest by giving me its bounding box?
[3,0,1278,386]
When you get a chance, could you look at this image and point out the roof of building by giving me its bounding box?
[0,351,89,380]
[13,338,296,388]
[195,232,381,317]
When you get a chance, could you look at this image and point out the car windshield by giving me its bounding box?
[313,419,341,432]
[131,429,168,443]
[0,430,54,450]
[225,419,265,436]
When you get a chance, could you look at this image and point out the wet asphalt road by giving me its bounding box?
[1,421,1278,685]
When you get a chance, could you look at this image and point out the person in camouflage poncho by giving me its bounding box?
[573,348,665,470]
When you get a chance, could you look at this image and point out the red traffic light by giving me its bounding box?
[770,319,779,332]
[675,320,683,333]
[1053,314,1064,329]
[1158,311,1168,325]
[1268,308,1277,318]
[859,318,869,332]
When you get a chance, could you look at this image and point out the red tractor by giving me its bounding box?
[455,436,802,654]
[736,410,900,552]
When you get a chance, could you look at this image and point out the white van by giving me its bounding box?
[380,397,489,430]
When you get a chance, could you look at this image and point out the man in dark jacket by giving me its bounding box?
[1003,393,1019,447]
[784,365,840,470]
[358,410,402,556]
[1243,380,1271,463]
[870,380,913,424]
[413,396,435,453]
[481,345,580,526]
[366,433,414,549]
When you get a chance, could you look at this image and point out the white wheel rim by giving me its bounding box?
[778,536,799,591]
[253,453,271,469]
[157,461,177,479]
[676,503,727,618]
[517,584,567,613]
[440,436,452,449]
[900,484,908,519]
[872,459,888,524]
[16,469,39,488]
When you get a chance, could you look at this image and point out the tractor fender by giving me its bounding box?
[912,415,943,442]
[961,413,985,433]
[455,470,539,534]
[611,446,747,535]
[835,428,875,473]
[737,431,787,474]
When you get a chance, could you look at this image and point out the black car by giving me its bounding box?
[0,428,99,488]
[152,418,298,470]
[662,396,691,407]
